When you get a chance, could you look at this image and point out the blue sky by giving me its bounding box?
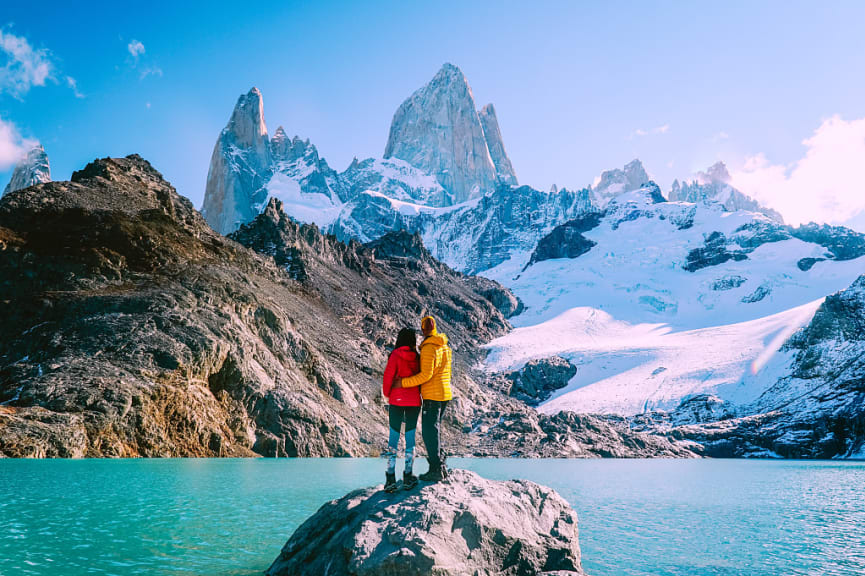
[3,1,865,226]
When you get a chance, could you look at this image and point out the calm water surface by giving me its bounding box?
[1,458,863,576]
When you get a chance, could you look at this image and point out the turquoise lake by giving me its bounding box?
[1,458,864,576]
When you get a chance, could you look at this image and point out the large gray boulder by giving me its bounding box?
[266,469,585,576]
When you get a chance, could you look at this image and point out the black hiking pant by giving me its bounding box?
[421,399,449,470]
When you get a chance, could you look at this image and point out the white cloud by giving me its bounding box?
[127,39,145,60]
[731,115,865,227]
[126,39,161,81]
[66,75,84,98]
[139,66,162,80]
[0,116,37,170]
[0,29,53,98]
[628,124,670,140]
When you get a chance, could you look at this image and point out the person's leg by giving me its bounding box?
[403,406,420,474]
[385,406,403,486]
[421,400,443,471]
[436,401,449,471]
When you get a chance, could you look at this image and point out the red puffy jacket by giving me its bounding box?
[383,346,421,406]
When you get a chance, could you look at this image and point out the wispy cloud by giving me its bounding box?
[628,124,670,140]
[66,75,84,98]
[711,131,730,142]
[731,115,865,226]
[0,115,38,170]
[0,28,53,99]
[126,39,161,81]
[127,39,145,60]
[139,66,163,80]
[0,28,83,99]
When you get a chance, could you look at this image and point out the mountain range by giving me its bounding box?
[0,155,687,458]
[2,63,863,459]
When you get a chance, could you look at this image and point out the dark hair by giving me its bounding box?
[395,327,417,353]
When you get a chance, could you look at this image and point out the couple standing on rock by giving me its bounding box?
[381,315,453,492]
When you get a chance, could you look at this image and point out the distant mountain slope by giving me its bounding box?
[483,185,865,444]
[631,275,865,458]
[329,183,595,274]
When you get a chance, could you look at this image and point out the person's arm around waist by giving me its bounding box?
[401,346,436,388]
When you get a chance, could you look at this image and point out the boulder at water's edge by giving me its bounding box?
[265,469,585,576]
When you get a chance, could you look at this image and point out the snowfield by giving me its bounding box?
[482,188,865,416]
[265,171,343,227]
[483,301,820,415]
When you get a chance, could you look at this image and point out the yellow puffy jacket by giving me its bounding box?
[402,328,453,402]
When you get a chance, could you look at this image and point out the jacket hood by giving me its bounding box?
[421,315,438,336]
[423,333,448,347]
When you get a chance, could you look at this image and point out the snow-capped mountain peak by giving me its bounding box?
[383,63,516,204]
[478,103,518,186]
[697,161,732,185]
[2,144,51,196]
[669,161,783,223]
[591,158,649,206]
[227,87,269,154]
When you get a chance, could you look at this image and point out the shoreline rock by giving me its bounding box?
[266,469,585,576]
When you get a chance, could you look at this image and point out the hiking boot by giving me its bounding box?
[419,467,445,482]
[403,471,418,490]
[384,472,398,493]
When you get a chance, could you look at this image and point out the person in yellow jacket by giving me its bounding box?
[392,315,452,482]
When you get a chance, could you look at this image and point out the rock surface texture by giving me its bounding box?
[265,469,584,576]
[3,144,51,196]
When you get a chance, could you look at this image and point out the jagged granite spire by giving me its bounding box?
[591,159,649,206]
[3,144,51,196]
[384,63,511,203]
[478,103,518,186]
[202,87,273,234]
[669,161,783,223]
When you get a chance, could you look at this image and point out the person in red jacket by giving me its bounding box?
[382,327,422,492]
